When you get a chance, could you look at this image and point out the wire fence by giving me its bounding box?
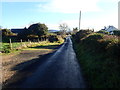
[1,38,48,53]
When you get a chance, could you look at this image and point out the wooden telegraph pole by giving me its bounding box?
[79,11,81,31]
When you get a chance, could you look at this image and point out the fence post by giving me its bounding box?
[38,38,40,43]
[45,37,47,41]
[28,39,31,44]
[41,37,42,41]
[30,40,31,44]
[28,39,29,42]
[9,38,12,50]
[44,37,46,41]
[34,39,35,43]
[46,37,48,41]
[21,39,23,46]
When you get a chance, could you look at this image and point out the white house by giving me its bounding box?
[103,26,118,34]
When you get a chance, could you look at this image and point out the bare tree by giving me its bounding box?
[59,23,69,35]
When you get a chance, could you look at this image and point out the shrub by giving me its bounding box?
[73,30,93,43]
[97,30,109,34]
[3,45,11,53]
[28,23,48,37]
[1,29,13,37]
[48,35,64,43]
[48,35,58,42]
[113,30,120,36]
[72,33,120,88]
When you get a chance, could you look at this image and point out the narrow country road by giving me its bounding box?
[20,37,86,88]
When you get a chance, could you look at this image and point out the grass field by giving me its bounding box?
[1,39,64,53]
[0,42,29,53]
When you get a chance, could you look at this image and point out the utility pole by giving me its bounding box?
[79,11,81,30]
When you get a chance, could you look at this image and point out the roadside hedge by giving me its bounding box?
[72,31,120,88]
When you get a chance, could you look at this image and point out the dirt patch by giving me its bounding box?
[2,49,56,87]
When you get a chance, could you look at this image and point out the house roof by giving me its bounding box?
[105,26,117,32]
[10,29,25,33]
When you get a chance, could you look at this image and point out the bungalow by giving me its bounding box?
[102,25,118,34]
[10,28,27,34]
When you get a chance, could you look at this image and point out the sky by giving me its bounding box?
[1,0,120,31]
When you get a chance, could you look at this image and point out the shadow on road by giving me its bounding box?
[3,44,63,88]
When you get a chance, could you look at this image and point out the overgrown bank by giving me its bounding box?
[72,30,120,88]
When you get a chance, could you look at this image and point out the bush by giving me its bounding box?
[3,45,11,53]
[28,23,48,37]
[48,35,59,42]
[113,30,120,36]
[73,30,93,43]
[48,35,64,43]
[1,29,13,37]
[72,33,120,88]
[97,30,109,34]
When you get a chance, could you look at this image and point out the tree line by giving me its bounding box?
[3,23,48,38]
[1,22,80,43]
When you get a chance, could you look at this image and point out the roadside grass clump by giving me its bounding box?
[113,30,120,36]
[29,41,62,48]
[2,45,11,53]
[96,30,109,34]
[48,35,64,43]
[72,32,120,88]
[1,42,28,54]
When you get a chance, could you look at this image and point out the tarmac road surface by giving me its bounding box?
[20,37,86,88]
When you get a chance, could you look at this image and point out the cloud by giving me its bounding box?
[37,0,101,13]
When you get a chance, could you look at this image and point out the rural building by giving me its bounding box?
[11,28,27,34]
[102,26,118,34]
